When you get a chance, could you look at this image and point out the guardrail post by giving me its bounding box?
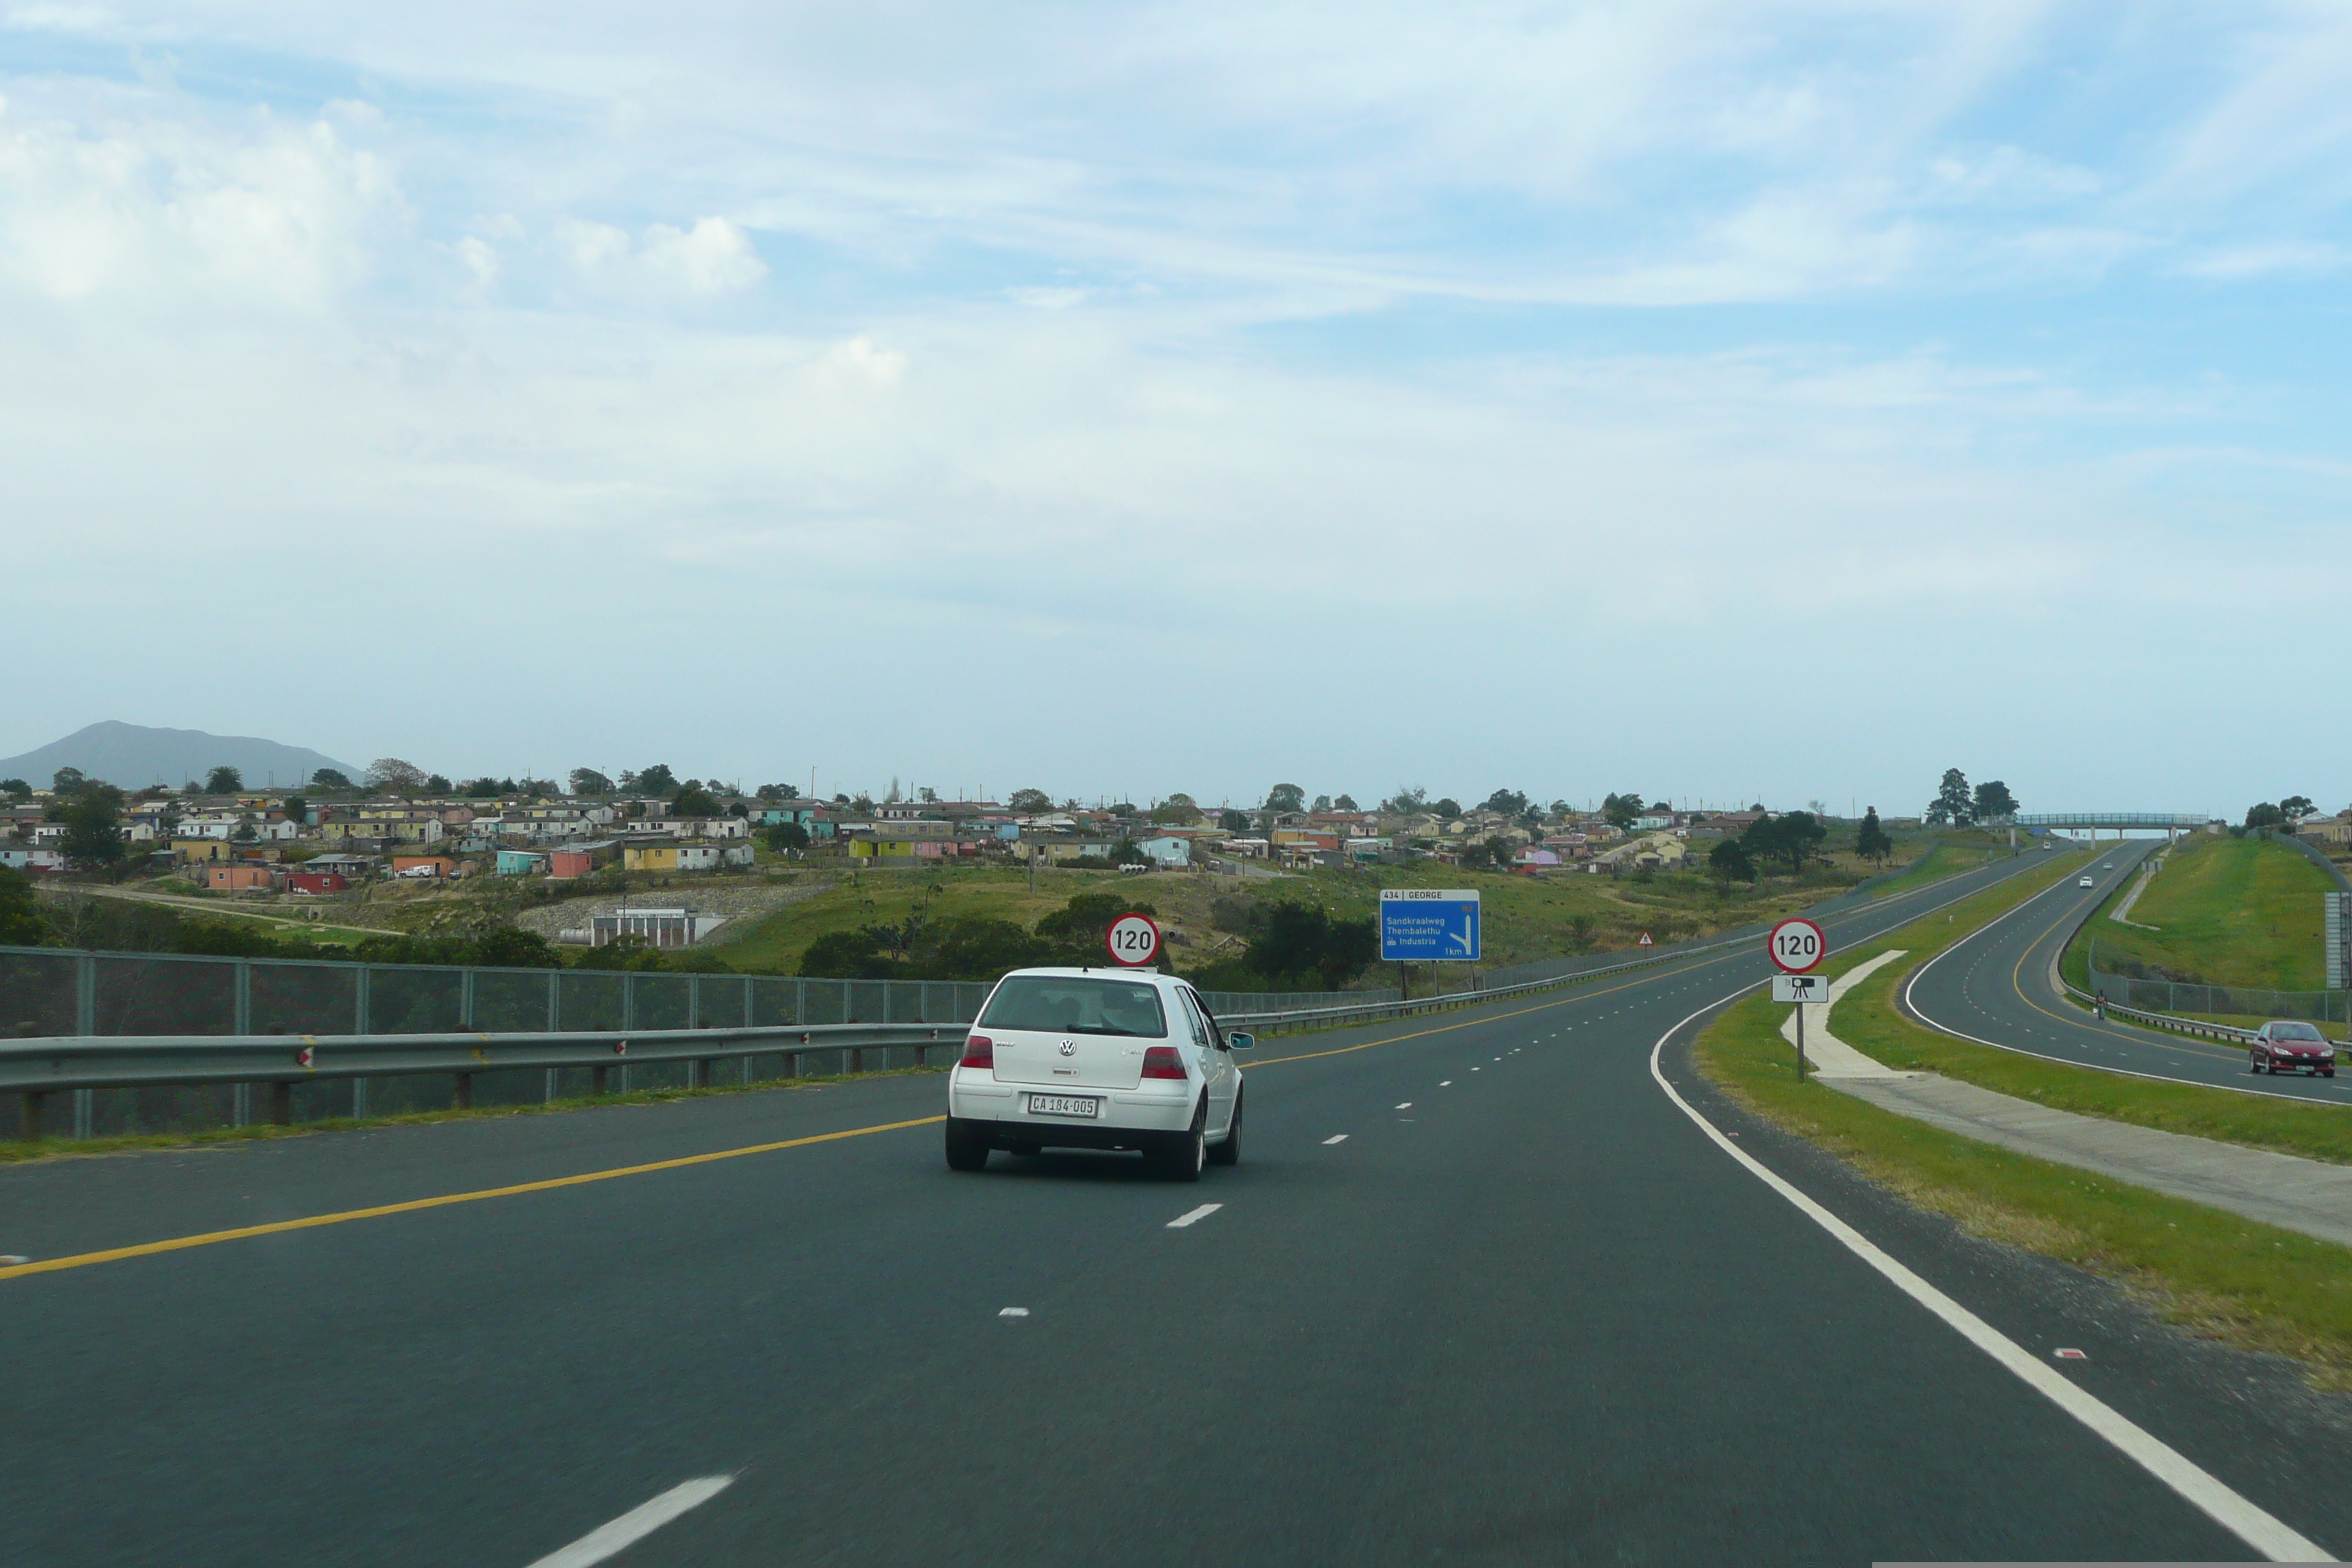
[543,1068,558,1103]
[592,1064,610,1096]
[453,1072,473,1110]
[20,1090,44,1142]
[353,1079,369,1119]
[268,1082,292,1126]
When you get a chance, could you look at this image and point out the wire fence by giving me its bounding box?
[2087,965,2348,1025]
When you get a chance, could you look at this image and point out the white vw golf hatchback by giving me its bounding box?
[945,968,1251,1180]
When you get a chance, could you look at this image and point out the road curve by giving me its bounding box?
[1905,839,2352,1106]
[1,850,2342,1567]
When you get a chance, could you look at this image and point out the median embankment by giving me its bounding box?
[1693,849,2352,1382]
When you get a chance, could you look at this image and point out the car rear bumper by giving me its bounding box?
[949,1074,1195,1145]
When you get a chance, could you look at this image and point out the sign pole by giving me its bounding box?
[1795,1000,1806,1082]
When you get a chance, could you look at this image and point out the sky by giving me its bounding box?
[4,2,2347,818]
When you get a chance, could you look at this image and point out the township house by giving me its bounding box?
[203,864,276,892]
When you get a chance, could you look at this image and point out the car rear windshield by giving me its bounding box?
[2272,1022,2326,1041]
[979,976,1169,1038]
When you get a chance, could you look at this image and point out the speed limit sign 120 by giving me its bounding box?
[1768,916,1826,974]
[1106,913,1162,967]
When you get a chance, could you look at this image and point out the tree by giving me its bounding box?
[461,777,505,799]
[0,867,42,943]
[1007,788,1054,813]
[2280,794,2316,821]
[52,783,127,873]
[633,764,679,796]
[2245,802,2286,831]
[1263,783,1306,814]
[52,766,86,794]
[1311,794,1333,813]
[310,768,352,791]
[1333,794,1359,812]
[1382,785,1427,814]
[1745,810,1827,873]
[424,774,453,794]
[1431,798,1461,819]
[671,785,723,818]
[906,916,1046,979]
[1150,794,1199,825]
[755,782,799,802]
[369,758,429,795]
[0,779,29,802]
[1601,791,1646,830]
[762,821,810,855]
[1220,808,1252,832]
[569,769,614,796]
[799,927,900,979]
[1035,893,1156,964]
[1855,807,1893,866]
[1708,838,1757,888]
[204,766,244,795]
[1925,768,1972,826]
[1972,780,2019,821]
[1244,902,1376,989]
[1484,788,1529,818]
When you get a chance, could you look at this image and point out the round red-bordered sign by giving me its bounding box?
[1106,912,1162,967]
[1768,916,1826,974]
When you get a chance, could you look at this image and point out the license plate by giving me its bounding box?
[1028,1093,1101,1119]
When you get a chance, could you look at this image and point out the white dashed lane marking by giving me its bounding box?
[523,1477,736,1568]
[1439,1080,1452,1087]
[1395,1102,1412,1109]
[1322,1134,1349,1145]
[1166,1204,1224,1229]
[999,1307,1030,1316]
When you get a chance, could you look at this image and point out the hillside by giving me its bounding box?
[0,722,363,790]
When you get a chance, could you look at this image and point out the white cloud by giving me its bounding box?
[639,216,765,292]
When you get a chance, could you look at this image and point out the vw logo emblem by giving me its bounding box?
[1058,1040,1076,1057]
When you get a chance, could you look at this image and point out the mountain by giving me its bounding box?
[0,723,366,791]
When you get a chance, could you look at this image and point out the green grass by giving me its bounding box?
[2065,833,2334,993]
[1869,843,1995,899]
[1696,987,2352,1382]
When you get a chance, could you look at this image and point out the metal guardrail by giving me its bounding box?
[1,1022,959,1138]
[2059,981,2265,1047]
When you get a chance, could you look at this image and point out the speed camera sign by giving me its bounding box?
[1768,916,1826,973]
[1106,913,1162,967]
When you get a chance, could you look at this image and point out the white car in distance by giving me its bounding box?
[2078,875,2095,888]
[946,968,1250,1180]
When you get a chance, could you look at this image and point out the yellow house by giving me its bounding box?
[624,843,720,872]
[173,838,233,863]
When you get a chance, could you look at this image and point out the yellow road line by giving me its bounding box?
[2005,859,2247,1066]
[0,1115,945,1285]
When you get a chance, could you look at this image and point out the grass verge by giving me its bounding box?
[2063,832,2334,993]
[1694,845,2352,1382]
[0,1065,946,1164]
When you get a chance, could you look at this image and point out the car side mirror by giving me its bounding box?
[1226,1032,1254,1050]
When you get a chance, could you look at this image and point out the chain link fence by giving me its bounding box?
[2087,965,2348,1025]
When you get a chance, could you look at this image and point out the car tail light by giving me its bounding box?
[960,1034,993,1068]
[1142,1046,1187,1080]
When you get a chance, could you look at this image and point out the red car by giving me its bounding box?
[2250,1020,2337,1077]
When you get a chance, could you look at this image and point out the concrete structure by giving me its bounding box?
[585,907,727,948]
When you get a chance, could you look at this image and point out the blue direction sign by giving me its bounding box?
[1379,889,1481,962]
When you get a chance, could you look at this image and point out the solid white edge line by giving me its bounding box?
[524,1475,735,1568]
[1646,997,2332,1564]
[1166,1203,1222,1228]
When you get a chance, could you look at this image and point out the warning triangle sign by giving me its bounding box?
[1637,931,1654,947]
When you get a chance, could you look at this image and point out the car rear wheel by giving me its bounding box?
[944,1118,992,1172]
[1207,1089,1242,1166]
[1157,1100,1207,1183]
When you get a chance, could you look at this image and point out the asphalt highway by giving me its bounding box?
[1906,837,2352,1105]
[3,851,2343,1567]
